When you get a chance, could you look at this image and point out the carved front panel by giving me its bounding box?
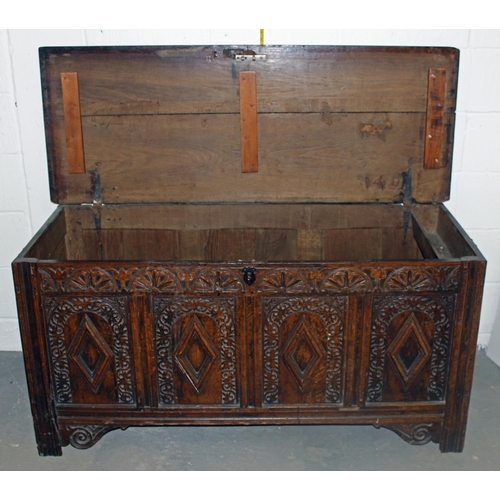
[154,297,239,406]
[43,296,136,406]
[262,297,345,405]
[367,294,455,404]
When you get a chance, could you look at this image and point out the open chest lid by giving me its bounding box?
[40,45,459,205]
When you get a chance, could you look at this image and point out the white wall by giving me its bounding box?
[1,29,499,351]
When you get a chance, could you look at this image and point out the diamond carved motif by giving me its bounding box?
[68,315,113,393]
[175,315,219,393]
[388,313,431,388]
[283,315,325,390]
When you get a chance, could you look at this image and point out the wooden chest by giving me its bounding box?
[12,45,486,456]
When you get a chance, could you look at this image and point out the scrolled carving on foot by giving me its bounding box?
[374,422,441,446]
[61,425,126,449]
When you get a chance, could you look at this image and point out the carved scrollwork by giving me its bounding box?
[367,295,455,403]
[262,297,345,404]
[43,296,135,404]
[154,303,176,405]
[437,265,461,292]
[154,298,238,405]
[60,425,124,449]
[375,422,441,445]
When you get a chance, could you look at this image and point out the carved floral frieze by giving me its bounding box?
[37,264,462,295]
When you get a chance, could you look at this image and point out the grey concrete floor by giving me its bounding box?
[1,350,499,471]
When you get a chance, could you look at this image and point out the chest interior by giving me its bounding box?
[26,202,476,262]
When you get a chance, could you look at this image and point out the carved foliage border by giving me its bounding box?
[367,294,455,403]
[154,297,238,405]
[38,264,462,295]
[262,296,345,404]
[43,296,135,404]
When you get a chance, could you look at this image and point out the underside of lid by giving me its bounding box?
[40,45,459,205]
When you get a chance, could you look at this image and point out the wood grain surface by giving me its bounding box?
[40,46,459,204]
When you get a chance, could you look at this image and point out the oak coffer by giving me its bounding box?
[12,45,486,456]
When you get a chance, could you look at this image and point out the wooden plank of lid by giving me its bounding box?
[61,72,86,174]
[424,68,446,170]
[239,71,258,173]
